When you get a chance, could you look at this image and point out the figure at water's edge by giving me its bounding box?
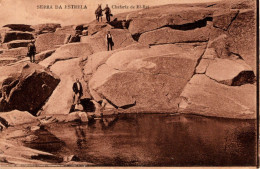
[72,78,83,107]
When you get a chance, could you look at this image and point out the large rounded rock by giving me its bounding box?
[227,9,256,72]
[35,49,56,62]
[35,32,70,53]
[205,58,255,86]
[138,26,210,46]
[83,51,114,77]
[89,43,207,111]
[0,63,60,115]
[179,74,256,119]
[39,43,93,68]
[127,6,214,35]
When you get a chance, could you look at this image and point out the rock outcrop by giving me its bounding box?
[0,47,28,58]
[55,25,77,36]
[35,49,56,62]
[39,43,93,68]
[0,139,59,164]
[88,43,207,111]
[87,22,111,35]
[213,9,239,31]
[0,0,256,119]
[0,110,38,126]
[138,26,210,46]
[40,58,85,115]
[3,24,34,32]
[32,23,61,35]
[0,26,34,65]
[2,31,34,43]
[126,6,213,35]
[0,63,60,115]
[205,58,255,86]
[227,9,256,72]
[35,32,70,53]
[3,40,32,49]
[179,75,256,119]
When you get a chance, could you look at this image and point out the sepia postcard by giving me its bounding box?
[0,0,258,168]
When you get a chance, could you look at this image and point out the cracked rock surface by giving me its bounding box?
[179,74,256,119]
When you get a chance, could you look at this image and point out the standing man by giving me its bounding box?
[27,40,36,63]
[95,4,103,22]
[72,78,83,106]
[103,4,112,22]
[105,31,113,51]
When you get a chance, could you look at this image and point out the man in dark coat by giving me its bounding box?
[95,4,103,22]
[105,31,113,51]
[27,40,36,63]
[72,78,83,105]
[103,4,112,22]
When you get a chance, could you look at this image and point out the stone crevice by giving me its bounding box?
[149,40,209,47]
[226,10,240,31]
[46,57,77,69]
[190,42,209,77]
[130,17,213,42]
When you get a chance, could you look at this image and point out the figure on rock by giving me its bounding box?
[105,31,114,51]
[27,40,36,63]
[72,78,83,106]
[68,31,81,43]
[103,4,112,22]
[1,85,8,101]
[95,4,103,22]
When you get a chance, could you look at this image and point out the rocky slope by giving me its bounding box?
[0,0,257,121]
[0,0,257,164]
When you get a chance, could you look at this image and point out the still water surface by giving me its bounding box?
[24,114,256,166]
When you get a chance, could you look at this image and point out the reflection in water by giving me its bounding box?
[24,114,256,166]
[75,125,87,148]
[100,116,119,130]
[23,128,66,154]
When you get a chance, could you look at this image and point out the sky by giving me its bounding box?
[0,0,221,27]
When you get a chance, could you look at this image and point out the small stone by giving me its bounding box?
[30,126,40,131]
[22,135,38,142]
[82,30,88,36]
[202,48,217,59]
[78,112,88,122]
[74,104,84,111]
[63,155,80,162]
[196,59,211,74]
